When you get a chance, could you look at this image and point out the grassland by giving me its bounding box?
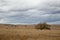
[0,24,60,40]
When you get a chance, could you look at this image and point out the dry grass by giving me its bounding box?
[0,24,60,40]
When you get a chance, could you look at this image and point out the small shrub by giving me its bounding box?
[35,23,51,30]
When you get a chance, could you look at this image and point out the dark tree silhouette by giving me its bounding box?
[35,22,51,30]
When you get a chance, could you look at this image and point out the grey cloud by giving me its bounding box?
[0,0,60,24]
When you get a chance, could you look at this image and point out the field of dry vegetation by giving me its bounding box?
[0,24,60,40]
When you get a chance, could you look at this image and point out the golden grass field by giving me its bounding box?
[0,24,60,40]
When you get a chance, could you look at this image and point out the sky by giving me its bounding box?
[0,0,60,24]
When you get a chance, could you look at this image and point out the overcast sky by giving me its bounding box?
[0,0,60,24]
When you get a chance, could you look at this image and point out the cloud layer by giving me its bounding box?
[0,0,60,24]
